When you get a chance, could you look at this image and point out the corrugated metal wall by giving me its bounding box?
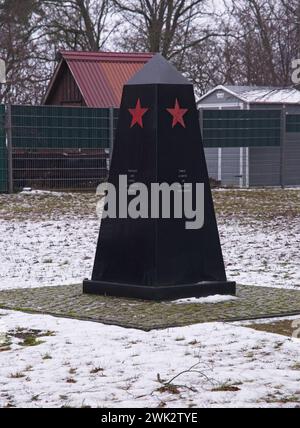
[0,105,7,192]
[202,110,281,187]
[283,134,300,185]
[204,147,248,187]
[249,147,281,186]
[204,148,219,181]
[222,148,243,187]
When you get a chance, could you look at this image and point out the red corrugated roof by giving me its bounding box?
[45,51,154,108]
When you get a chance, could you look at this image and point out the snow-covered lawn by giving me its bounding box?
[0,188,299,408]
[220,218,300,289]
[0,310,300,408]
[0,189,299,290]
[0,219,100,290]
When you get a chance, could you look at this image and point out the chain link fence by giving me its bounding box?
[6,105,119,191]
[0,105,299,192]
[201,109,300,187]
[0,105,7,192]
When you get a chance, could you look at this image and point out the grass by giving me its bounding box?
[263,393,300,404]
[7,328,55,347]
[213,188,300,222]
[290,362,300,370]
[42,353,52,360]
[0,192,99,222]
[175,336,185,342]
[66,378,77,384]
[59,395,69,401]
[246,319,300,338]
[188,339,199,345]
[31,395,40,402]
[1,188,299,223]
[211,383,241,392]
[90,367,104,374]
[0,336,11,352]
[9,372,26,379]
[157,384,180,395]
[21,336,44,347]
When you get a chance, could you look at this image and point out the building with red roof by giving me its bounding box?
[43,51,153,108]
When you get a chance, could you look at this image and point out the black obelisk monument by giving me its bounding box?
[83,54,236,300]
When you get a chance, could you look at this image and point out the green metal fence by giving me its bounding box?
[10,105,116,190]
[0,105,7,192]
[0,105,295,192]
[203,110,281,147]
[286,114,300,133]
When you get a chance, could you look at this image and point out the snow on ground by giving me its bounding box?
[0,219,100,290]
[172,295,238,305]
[0,189,299,408]
[0,216,299,290]
[0,310,300,408]
[0,188,299,290]
[220,218,300,289]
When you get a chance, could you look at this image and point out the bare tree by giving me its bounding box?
[281,0,300,59]
[112,1,225,59]
[41,0,117,51]
[3,0,299,103]
[0,0,116,104]
[217,0,300,87]
[0,0,48,104]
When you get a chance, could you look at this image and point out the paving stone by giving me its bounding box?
[0,285,300,331]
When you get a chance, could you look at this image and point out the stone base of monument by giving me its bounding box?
[83,280,236,301]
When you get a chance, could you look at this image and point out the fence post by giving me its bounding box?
[218,148,222,183]
[109,107,114,165]
[279,106,287,188]
[6,103,13,194]
[245,147,250,188]
[199,108,204,139]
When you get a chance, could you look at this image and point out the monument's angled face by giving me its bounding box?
[83,54,236,300]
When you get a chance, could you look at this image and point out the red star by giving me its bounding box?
[167,99,188,128]
[128,99,149,128]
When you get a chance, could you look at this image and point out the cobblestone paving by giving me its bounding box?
[1,285,300,330]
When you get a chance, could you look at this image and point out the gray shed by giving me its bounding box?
[198,85,300,187]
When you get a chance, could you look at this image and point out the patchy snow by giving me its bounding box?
[20,189,66,197]
[0,219,100,290]
[172,295,237,305]
[0,310,299,408]
[0,215,299,290]
[220,218,300,289]
[236,315,300,326]
[0,189,299,289]
[0,189,299,408]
